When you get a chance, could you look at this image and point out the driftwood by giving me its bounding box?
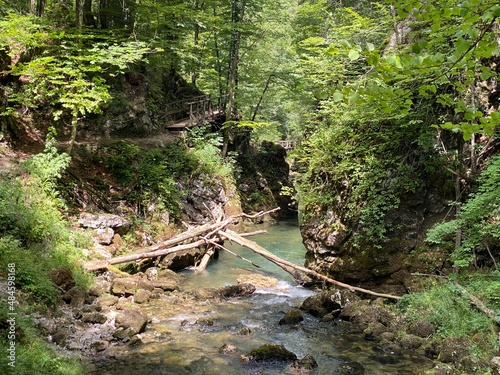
[84,207,402,300]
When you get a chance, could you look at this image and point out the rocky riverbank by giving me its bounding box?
[35,263,500,375]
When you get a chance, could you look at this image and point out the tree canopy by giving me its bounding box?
[0,0,498,265]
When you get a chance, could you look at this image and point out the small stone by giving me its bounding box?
[219,344,238,354]
[238,327,252,335]
[91,340,109,351]
[279,309,304,325]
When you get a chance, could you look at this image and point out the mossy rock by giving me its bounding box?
[247,344,297,362]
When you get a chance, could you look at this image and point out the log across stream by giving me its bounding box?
[85,209,401,300]
[85,219,427,375]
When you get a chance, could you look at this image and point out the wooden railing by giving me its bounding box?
[277,140,298,150]
[165,94,227,129]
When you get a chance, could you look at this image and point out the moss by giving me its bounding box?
[247,344,297,362]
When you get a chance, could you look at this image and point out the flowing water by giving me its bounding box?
[88,220,428,375]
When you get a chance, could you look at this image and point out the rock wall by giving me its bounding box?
[232,131,296,219]
[300,183,453,295]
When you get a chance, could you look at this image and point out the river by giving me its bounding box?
[88,220,426,375]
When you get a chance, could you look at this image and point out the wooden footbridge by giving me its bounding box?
[277,140,298,151]
[165,94,226,132]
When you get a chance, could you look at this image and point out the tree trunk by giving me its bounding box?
[99,0,109,29]
[30,0,45,16]
[76,0,84,28]
[222,0,246,158]
[83,0,95,27]
[67,119,78,155]
[220,229,402,300]
[251,74,274,121]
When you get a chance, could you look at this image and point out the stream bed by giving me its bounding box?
[86,220,428,375]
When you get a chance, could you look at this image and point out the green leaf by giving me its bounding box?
[348,50,360,61]
[386,54,403,69]
[455,38,471,55]
[332,90,344,102]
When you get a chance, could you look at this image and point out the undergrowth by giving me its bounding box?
[97,127,236,223]
[397,273,500,365]
[0,130,88,374]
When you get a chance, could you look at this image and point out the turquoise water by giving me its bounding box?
[88,220,431,375]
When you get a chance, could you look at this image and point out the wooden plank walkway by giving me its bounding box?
[165,94,226,131]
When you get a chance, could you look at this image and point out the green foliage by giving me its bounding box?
[187,126,236,177]
[397,280,499,360]
[0,135,90,306]
[0,301,84,375]
[0,14,149,129]
[427,155,500,267]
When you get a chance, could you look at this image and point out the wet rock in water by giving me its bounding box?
[115,308,148,335]
[91,340,109,352]
[335,358,366,374]
[196,317,214,326]
[406,320,436,338]
[219,283,256,298]
[245,344,297,362]
[192,287,219,300]
[301,288,355,318]
[293,354,318,370]
[82,312,108,324]
[236,273,278,289]
[375,339,402,355]
[238,327,252,335]
[219,343,239,354]
[279,309,304,325]
[112,327,135,341]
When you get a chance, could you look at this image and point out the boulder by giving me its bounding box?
[406,320,436,338]
[301,288,355,318]
[82,312,108,324]
[219,283,256,298]
[78,213,132,234]
[133,289,151,304]
[111,277,140,296]
[438,338,470,364]
[115,308,148,335]
[93,227,115,245]
[245,344,297,362]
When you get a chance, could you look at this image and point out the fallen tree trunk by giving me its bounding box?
[220,229,402,301]
[84,238,216,271]
[84,209,276,271]
[453,282,500,326]
[194,245,216,274]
